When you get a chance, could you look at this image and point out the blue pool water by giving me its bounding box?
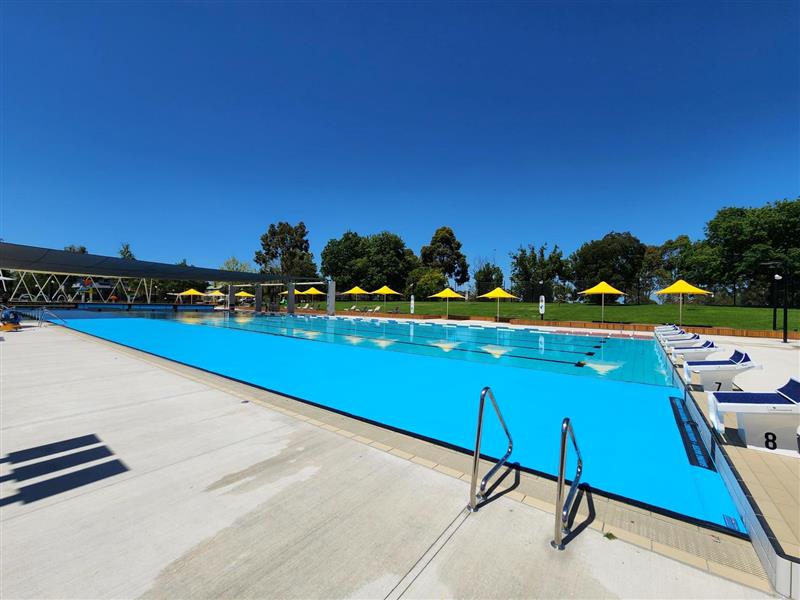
[48,310,744,532]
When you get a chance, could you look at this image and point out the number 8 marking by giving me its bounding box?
[765,432,777,450]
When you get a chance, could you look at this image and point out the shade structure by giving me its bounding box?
[205,290,225,297]
[177,288,203,305]
[340,285,369,310]
[235,290,255,298]
[428,287,465,317]
[370,285,401,313]
[477,287,519,321]
[655,279,710,326]
[300,286,325,296]
[578,281,626,323]
[341,286,369,295]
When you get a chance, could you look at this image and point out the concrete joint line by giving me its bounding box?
[384,507,472,600]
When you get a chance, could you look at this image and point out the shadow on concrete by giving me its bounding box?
[0,434,128,506]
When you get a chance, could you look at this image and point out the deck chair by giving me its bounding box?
[662,333,704,347]
[683,350,761,391]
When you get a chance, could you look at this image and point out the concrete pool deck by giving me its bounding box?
[0,324,777,598]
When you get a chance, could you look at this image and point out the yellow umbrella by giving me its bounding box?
[477,287,519,322]
[655,279,711,326]
[428,287,465,318]
[178,288,204,304]
[577,281,626,324]
[205,290,225,297]
[300,286,326,296]
[235,290,255,298]
[340,285,369,310]
[370,285,401,313]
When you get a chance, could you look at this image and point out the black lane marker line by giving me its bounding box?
[235,316,600,354]
[198,320,583,367]
[7,434,101,464]
[217,319,589,362]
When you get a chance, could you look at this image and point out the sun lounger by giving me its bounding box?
[654,324,679,333]
[657,329,693,341]
[344,305,356,312]
[683,350,761,391]
[708,378,800,454]
[671,340,722,360]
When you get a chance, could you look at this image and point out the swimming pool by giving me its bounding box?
[45,310,745,532]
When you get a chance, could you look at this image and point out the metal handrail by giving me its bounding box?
[468,386,513,511]
[551,417,583,550]
[37,307,67,327]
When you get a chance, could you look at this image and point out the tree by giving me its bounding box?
[254,221,317,277]
[64,245,87,254]
[569,232,646,304]
[320,231,369,291]
[221,256,255,272]
[405,266,447,299]
[473,260,504,297]
[119,243,136,260]
[420,226,469,285]
[361,232,419,293]
[509,244,568,302]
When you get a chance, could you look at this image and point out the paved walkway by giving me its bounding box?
[1,326,772,598]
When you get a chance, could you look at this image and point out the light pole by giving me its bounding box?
[763,261,790,344]
[773,274,782,331]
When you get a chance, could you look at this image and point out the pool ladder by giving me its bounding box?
[467,386,513,511]
[551,417,583,551]
[37,307,67,327]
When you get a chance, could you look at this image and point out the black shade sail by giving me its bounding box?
[0,242,314,283]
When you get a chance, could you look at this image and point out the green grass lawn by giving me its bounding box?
[329,300,798,331]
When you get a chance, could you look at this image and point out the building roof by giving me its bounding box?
[0,242,315,283]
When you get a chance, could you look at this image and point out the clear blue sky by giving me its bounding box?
[2,1,797,278]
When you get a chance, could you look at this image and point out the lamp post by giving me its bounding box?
[773,274,782,331]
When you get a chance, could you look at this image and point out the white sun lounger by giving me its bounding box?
[671,340,722,360]
[654,324,679,333]
[708,378,800,454]
[683,350,761,391]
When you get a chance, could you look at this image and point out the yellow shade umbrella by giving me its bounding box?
[428,287,465,318]
[178,288,204,304]
[205,290,225,297]
[235,290,255,298]
[341,286,369,295]
[340,285,369,310]
[300,286,326,296]
[655,279,711,326]
[477,287,519,321]
[370,285,401,313]
[578,281,626,323]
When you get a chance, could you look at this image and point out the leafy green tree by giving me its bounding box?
[510,244,567,302]
[361,232,419,293]
[406,266,447,299]
[254,221,317,277]
[320,231,369,290]
[420,226,469,285]
[569,232,645,304]
[64,245,87,254]
[118,243,136,260]
[221,256,255,272]
[473,260,504,296]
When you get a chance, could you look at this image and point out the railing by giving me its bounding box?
[37,307,67,327]
[468,386,513,511]
[551,417,583,550]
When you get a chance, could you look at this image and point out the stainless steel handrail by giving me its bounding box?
[551,417,583,550]
[37,307,67,327]
[468,386,513,511]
